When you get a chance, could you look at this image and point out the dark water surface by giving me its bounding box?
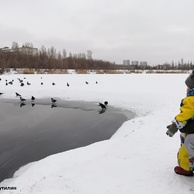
[0,99,134,182]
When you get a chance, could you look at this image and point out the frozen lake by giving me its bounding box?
[0,99,133,182]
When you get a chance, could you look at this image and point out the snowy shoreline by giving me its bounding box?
[0,73,194,194]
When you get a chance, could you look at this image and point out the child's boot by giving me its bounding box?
[174,166,193,176]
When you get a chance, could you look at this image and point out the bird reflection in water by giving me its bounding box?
[51,104,57,108]
[99,108,106,114]
[31,103,35,107]
[20,102,26,107]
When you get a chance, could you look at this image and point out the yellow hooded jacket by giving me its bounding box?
[176,96,194,124]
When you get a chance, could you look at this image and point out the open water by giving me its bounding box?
[0,99,134,182]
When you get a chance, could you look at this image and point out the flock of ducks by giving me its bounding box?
[14,92,57,108]
[0,76,108,112]
[1,77,98,88]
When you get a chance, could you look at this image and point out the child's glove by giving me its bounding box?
[166,123,178,137]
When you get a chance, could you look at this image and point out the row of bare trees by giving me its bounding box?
[0,43,115,72]
[1,42,194,72]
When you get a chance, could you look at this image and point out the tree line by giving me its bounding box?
[0,42,194,72]
[0,42,115,72]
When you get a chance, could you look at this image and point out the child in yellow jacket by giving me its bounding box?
[166,71,194,176]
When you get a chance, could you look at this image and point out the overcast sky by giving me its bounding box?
[0,0,194,65]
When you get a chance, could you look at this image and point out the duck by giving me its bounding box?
[20,96,26,102]
[99,101,108,109]
[31,96,35,101]
[51,98,57,103]
[16,92,21,97]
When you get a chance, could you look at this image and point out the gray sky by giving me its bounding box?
[0,0,194,65]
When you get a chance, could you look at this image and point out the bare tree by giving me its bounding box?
[68,52,72,58]
[48,46,57,59]
[87,50,92,60]
[23,42,33,48]
[38,45,48,68]
[62,49,67,59]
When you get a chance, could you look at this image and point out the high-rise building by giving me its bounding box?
[140,61,147,67]
[131,61,139,66]
[123,60,130,65]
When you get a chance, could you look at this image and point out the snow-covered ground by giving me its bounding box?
[0,73,193,194]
